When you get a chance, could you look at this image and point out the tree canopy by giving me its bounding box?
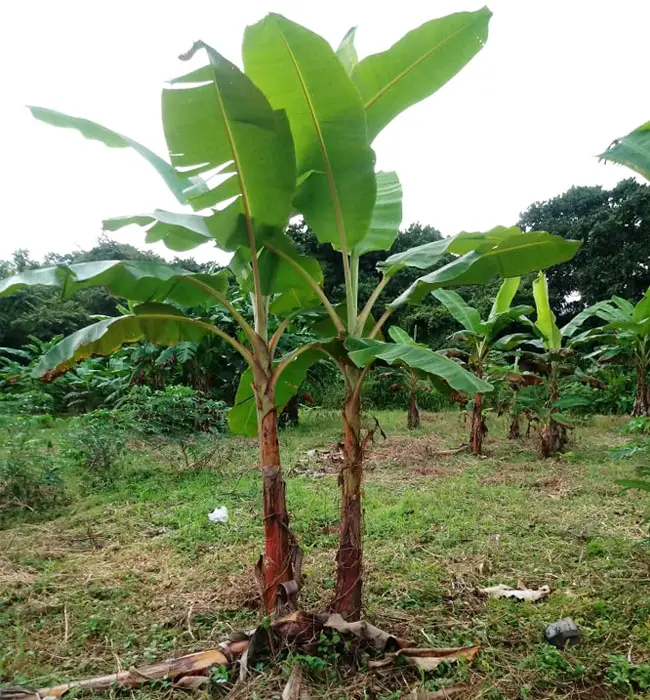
[519,179,650,320]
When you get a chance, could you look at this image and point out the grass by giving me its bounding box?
[1,409,650,699]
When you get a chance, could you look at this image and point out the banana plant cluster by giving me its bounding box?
[432,277,532,454]
[564,288,650,417]
[1,10,583,620]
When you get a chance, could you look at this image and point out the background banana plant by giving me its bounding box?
[513,272,596,457]
[563,288,650,417]
[432,277,532,454]
[2,10,583,622]
[374,327,431,430]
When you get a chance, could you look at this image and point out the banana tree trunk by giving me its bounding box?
[539,361,566,458]
[632,359,650,417]
[407,384,420,430]
[508,412,521,439]
[332,367,363,621]
[469,392,487,455]
[255,374,295,615]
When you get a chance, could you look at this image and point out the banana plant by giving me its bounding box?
[519,272,597,457]
[600,120,650,180]
[375,326,431,430]
[5,10,583,623]
[5,33,326,614]
[431,278,532,454]
[563,287,650,417]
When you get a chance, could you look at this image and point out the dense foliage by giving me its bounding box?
[3,175,649,420]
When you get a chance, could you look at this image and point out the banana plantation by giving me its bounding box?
[1,7,650,700]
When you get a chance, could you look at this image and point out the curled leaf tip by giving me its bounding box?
[178,41,206,62]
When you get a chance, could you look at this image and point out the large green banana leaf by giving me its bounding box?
[346,337,492,395]
[532,272,561,351]
[229,348,325,436]
[561,300,625,338]
[0,260,230,309]
[600,121,650,181]
[489,277,520,319]
[257,233,323,297]
[28,107,190,204]
[634,287,650,323]
[387,326,420,347]
[32,308,218,378]
[431,289,483,334]
[379,237,451,277]
[103,208,247,253]
[352,8,492,141]
[390,230,581,307]
[353,172,403,256]
[162,41,296,244]
[243,14,376,252]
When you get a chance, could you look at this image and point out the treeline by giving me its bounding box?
[1,179,649,415]
[3,178,649,350]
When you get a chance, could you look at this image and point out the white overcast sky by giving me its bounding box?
[1,0,647,264]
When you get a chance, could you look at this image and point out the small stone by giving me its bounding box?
[544,617,580,649]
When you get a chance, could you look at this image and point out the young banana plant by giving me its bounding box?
[517,272,597,457]
[432,277,532,454]
[374,326,432,430]
[3,10,583,622]
[563,287,650,416]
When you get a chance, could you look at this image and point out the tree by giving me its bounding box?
[519,180,650,321]
[4,10,582,625]
[563,288,650,416]
[432,277,532,454]
[5,29,331,614]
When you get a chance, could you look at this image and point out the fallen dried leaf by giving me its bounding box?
[406,687,466,699]
[479,584,550,602]
[324,613,401,651]
[282,664,309,700]
[397,646,480,671]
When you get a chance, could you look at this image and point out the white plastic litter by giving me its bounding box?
[208,506,229,523]
[306,449,317,457]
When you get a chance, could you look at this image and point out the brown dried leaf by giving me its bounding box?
[324,613,400,651]
[282,664,310,700]
[406,686,466,699]
[479,584,550,602]
[397,645,480,672]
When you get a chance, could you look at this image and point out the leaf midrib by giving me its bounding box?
[276,23,348,256]
[362,17,480,112]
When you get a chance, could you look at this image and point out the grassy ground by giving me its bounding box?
[1,409,650,699]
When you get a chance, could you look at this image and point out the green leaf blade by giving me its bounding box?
[29,106,190,204]
[243,14,376,252]
[162,42,296,235]
[352,7,492,140]
[33,313,215,378]
[346,337,492,395]
[390,229,581,308]
[600,121,650,181]
[353,171,403,256]
[431,289,483,333]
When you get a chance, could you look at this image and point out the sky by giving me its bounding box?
[1,0,648,264]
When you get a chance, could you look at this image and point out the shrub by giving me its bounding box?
[362,372,455,412]
[124,385,227,436]
[120,386,227,470]
[62,409,130,482]
[0,422,63,514]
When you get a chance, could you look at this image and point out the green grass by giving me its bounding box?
[1,410,650,699]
